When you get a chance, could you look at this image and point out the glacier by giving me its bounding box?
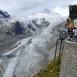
[0,9,66,77]
[2,21,65,77]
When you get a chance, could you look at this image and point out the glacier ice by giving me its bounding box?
[0,13,66,77]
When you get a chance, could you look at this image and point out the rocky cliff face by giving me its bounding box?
[0,16,50,53]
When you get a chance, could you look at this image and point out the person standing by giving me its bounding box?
[73,27,77,42]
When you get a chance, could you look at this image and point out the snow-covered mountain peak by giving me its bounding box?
[25,9,64,24]
[35,8,60,16]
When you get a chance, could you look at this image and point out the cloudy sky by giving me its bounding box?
[0,0,77,19]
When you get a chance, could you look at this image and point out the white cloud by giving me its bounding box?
[0,0,77,19]
[53,7,69,17]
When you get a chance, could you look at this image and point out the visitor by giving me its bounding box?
[73,27,77,42]
[68,27,74,41]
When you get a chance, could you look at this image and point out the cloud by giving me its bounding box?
[0,0,77,19]
[53,7,69,17]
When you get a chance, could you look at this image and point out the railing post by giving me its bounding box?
[54,39,58,62]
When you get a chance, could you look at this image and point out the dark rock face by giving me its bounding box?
[14,21,24,35]
[0,10,10,18]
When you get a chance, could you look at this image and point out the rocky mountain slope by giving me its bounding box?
[0,10,66,77]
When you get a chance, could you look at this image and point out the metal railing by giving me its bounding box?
[54,30,65,62]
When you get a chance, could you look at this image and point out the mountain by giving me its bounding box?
[0,11,52,52]
[33,8,60,16]
[0,10,66,77]
[0,10,10,18]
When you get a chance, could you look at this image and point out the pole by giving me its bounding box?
[54,39,58,62]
